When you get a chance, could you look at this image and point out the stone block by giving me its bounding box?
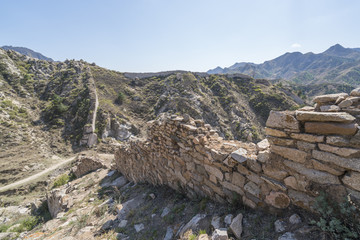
[231,148,248,163]
[290,133,324,143]
[312,150,360,172]
[266,111,300,132]
[265,127,288,137]
[221,181,244,196]
[284,160,340,185]
[265,191,290,209]
[342,171,360,191]
[305,122,357,135]
[338,99,353,108]
[257,149,271,163]
[267,136,296,147]
[244,182,261,198]
[312,93,348,103]
[271,145,308,163]
[257,139,270,151]
[296,141,316,152]
[288,189,316,210]
[311,159,345,176]
[318,143,360,158]
[296,111,355,123]
[204,164,223,181]
[262,165,288,180]
[231,172,246,188]
[320,105,340,112]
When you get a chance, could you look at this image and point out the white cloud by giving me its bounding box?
[291,43,302,48]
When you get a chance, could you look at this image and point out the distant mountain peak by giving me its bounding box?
[1,45,54,61]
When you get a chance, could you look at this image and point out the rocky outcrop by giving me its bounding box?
[47,188,73,218]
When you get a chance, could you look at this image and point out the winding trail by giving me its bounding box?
[0,156,76,192]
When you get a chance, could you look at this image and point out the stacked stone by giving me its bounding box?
[266,108,360,209]
[310,88,360,120]
[115,114,292,210]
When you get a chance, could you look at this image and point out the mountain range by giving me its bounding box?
[208,44,360,86]
[1,45,54,61]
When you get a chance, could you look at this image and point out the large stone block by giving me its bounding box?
[271,145,308,163]
[312,150,360,172]
[318,143,360,158]
[311,159,345,176]
[266,111,300,131]
[305,122,358,136]
[262,165,288,180]
[267,136,296,147]
[265,127,288,138]
[296,111,355,123]
[290,133,324,143]
[204,164,223,181]
[244,182,261,198]
[342,171,360,191]
[312,93,348,103]
[284,160,340,185]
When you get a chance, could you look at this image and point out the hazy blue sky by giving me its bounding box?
[1,0,360,72]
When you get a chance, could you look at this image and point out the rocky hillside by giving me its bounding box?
[1,46,54,62]
[208,44,360,87]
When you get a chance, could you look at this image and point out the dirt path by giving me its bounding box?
[0,156,76,192]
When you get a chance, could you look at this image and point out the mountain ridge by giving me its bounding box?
[208,44,360,86]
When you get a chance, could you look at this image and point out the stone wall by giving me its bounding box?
[114,90,360,211]
[80,68,99,147]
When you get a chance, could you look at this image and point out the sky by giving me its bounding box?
[1,0,360,72]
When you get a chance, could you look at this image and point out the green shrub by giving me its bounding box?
[115,91,125,105]
[311,192,360,239]
[11,216,39,232]
[52,173,70,188]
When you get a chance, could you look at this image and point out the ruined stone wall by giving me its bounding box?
[114,89,360,211]
[115,114,291,210]
[80,68,99,147]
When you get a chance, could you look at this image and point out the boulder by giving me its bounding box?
[295,111,355,123]
[266,111,300,132]
[350,88,360,96]
[289,214,302,225]
[312,93,348,103]
[71,155,105,178]
[274,219,286,232]
[211,228,228,240]
[47,188,73,218]
[178,214,210,237]
[164,227,173,240]
[229,213,243,239]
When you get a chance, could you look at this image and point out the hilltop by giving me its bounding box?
[1,46,54,62]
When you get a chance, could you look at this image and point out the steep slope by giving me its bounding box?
[1,46,54,61]
[208,44,360,86]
